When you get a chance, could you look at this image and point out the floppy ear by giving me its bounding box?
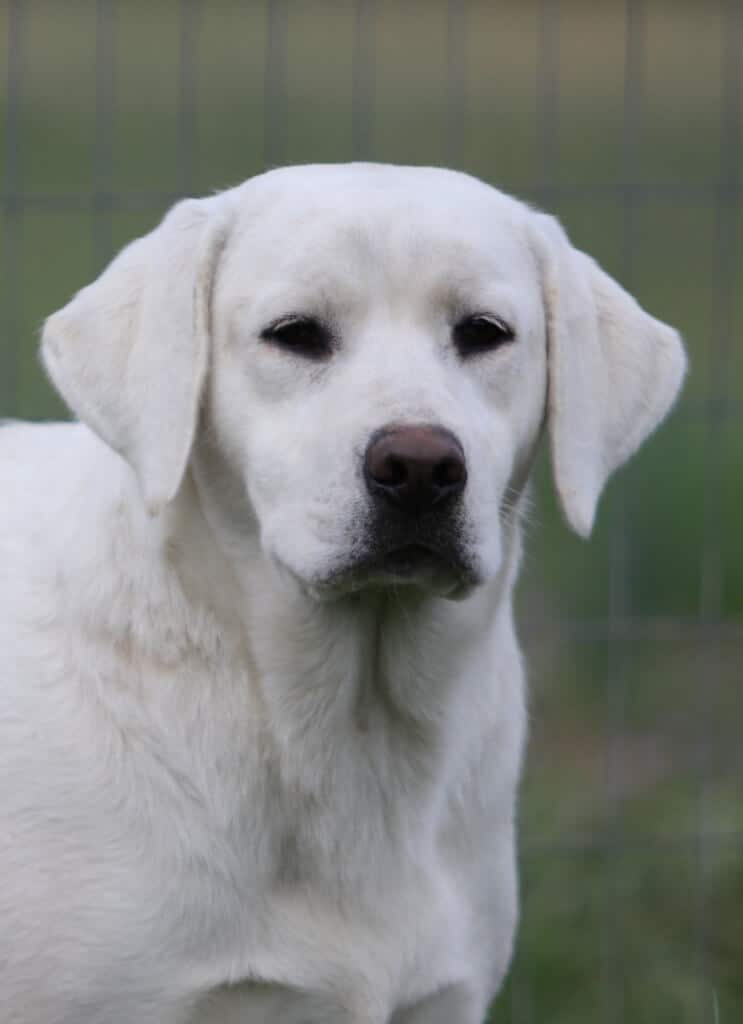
[41,196,231,516]
[530,213,686,537]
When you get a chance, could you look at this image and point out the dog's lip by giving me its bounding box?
[378,542,441,576]
[309,543,481,601]
[331,540,472,589]
[306,533,482,600]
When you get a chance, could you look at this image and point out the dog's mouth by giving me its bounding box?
[376,542,446,578]
[316,535,480,599]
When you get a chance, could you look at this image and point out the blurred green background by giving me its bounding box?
[1,1,741,1021]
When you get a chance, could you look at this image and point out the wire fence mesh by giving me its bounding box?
[1,1,741,1021]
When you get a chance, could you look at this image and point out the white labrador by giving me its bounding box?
[0,164,685,1024]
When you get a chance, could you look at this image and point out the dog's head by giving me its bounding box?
[42,165,685,598]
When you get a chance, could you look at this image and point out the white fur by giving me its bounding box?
[0,164,685,1023]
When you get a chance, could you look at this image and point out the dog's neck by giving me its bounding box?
[81,443,523,840]
[59,440,524,878]
[172,449,525,804]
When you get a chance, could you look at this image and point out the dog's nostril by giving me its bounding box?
[377,454,408,488]
[433,456,466,489]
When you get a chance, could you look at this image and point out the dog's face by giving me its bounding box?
[207,167,547,595]
[41,164,686,598]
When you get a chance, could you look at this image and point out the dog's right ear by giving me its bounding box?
[41,196,231,516]
[529,212,686,538]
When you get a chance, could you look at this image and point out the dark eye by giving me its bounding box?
[260,315,333,359]
[453,314,515,357]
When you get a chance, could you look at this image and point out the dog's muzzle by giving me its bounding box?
[339,423,472,588]
[312,424,479,597]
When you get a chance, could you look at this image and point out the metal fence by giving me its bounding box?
[1,2,741,1021]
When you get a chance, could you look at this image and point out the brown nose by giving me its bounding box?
[363,425,467,514]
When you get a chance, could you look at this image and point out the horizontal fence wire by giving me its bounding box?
[5,182,743,210]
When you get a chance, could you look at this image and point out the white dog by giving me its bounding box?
[0,164,685,1023]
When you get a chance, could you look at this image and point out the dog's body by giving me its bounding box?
[0,165,685,1023]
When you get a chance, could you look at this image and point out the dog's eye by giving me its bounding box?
[453,314,515,357]
[260,316,333,359]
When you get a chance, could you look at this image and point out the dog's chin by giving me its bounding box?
[306,544,483,603]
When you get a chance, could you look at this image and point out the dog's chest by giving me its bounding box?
[179,828,470,1021]
[156,752,474,1019]
[109,679,475,1019]
[55,614,505,1019]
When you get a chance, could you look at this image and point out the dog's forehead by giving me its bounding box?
[223,164,535,291]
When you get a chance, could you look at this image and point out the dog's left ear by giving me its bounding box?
[42,196,231,516]
[530,213,686,537]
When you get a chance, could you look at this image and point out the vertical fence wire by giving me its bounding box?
[537,0,559,206]
[600,5,644,1023]
[445,0,466,169]
[93,0,115,271]
[2,0,25,416]
[505,5,563,1022]
[352,0,375,161]
[178,0,200,199]
[695,2,741,1018]
[264,0,287,170]
[700,0,740,618]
